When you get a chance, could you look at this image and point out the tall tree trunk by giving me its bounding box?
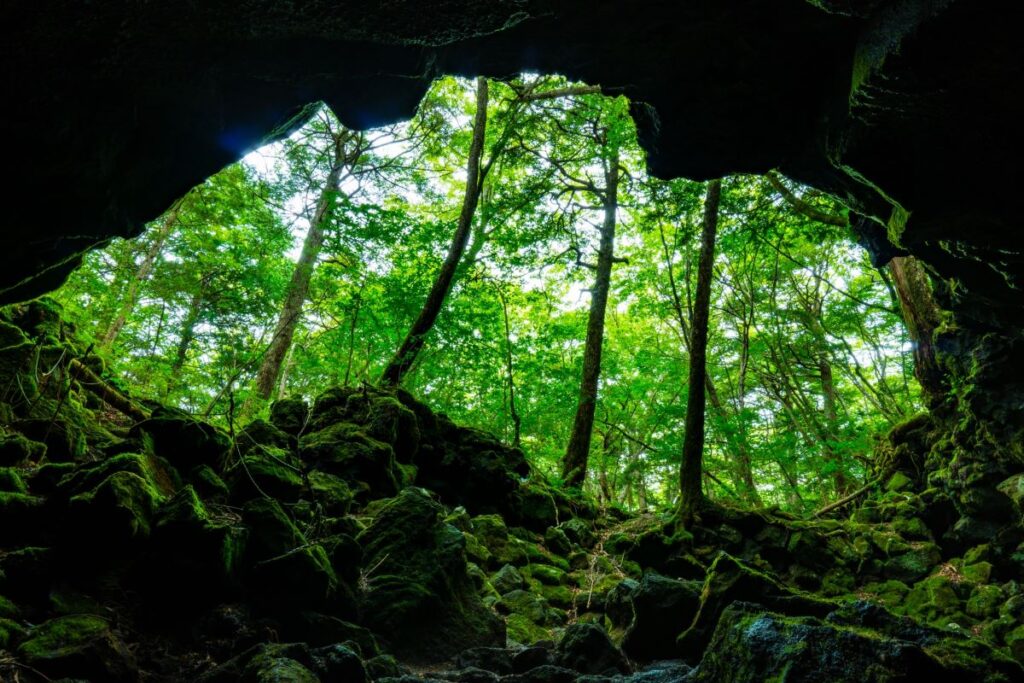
[100,206,179,349]
[251,153,346,401]
[165,290,204,396]
[888,256,945,401]
[819,356,849,496]
[561,146,620,488]
[380,76,489,387]
[678,179,722,524]
[495,284,522,448]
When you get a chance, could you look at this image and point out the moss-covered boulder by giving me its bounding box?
[555,623,629,675]
[143,485,247,609]
[356,488,504,660]
[0,432,46,466]
[226,446,305,504]
[694,602,947,682]
[677,552,835,662]
[270,396,310,436]
[241,498,347,614]
[17,615,136,681]
[299,422,399,501]
[621,572,702,661]
[68,469,164,546]
[133,405,230,470]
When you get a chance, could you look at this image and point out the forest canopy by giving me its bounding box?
[55,74,923,515]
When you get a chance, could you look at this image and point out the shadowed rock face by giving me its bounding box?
[4,2,1022,501]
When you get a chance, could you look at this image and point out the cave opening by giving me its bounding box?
[48,73,923,515]
[2,1,1023,680]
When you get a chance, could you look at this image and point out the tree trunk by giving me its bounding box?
[100,206,179,349]
[561,146,620,488]
[888,256,945,401]
[678,179,722,524]
[495,284,522,448]
[380,76,489,387]
[819,356,849,496]
[251,153,346,401]
[166,290,204,395]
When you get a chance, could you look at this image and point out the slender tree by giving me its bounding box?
[250,122,357,403]
[380,77,490,386]
[678,179,722,523]
[561,143,621,487]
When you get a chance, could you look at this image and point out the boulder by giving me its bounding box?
[241,498,344,613]
[622,572,702,661]
[17,615,136,682]
[270,397,310,436]
[554,623,629,675]
[299,422,399,501]
[132,406,230,470]
[693,602,943,682]
[356,488,504,660]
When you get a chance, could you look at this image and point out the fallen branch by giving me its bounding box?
[69,358,150,423]
[811,478,880,519]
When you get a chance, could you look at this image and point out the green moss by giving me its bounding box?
[966,584,1004,619]
[962,561,993,584]
[0,433,46,466]
[299,422,399,501]
[69,470,164,540]
[227,446,305,503]
[525,563,568,586]
[0,617,26,649]
[0,595,19,619]
[308,470,353,516]
[18,614,107,659]
[189,464,229,499]
[1006,625,1024,664]
[905,574,967,628]
[505,613,552,646]
[0,467,27,493]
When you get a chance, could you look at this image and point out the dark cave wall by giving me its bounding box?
[3,0,1022,533]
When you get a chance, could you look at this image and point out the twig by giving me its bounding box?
[811,479,879,518]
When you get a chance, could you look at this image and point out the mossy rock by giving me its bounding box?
[270,396,310,436]
[0,616,26,649]
[308,469,354,516]
[133,406,230,471]
[505,613,553,646]
[17,615,136,681]
[242,498,343,613]
[226,446,305,504]
[299,422,399,501]
[677,552,836,662]
[858,579,911,610]
[356,488,504,661]
[144,485,248,607]
[905,574,967,628]
[525,563,568,586]
[491,564,526,595]
[14,416,87,462]
[881,542,941,583]
[0,433,46,466]
[68,469,164,545]
[364,395,420,463]
[236,418,294,456]
[967,584,1005,619]
[695,602,947,682]
[0,491,43,543]
[621,572,702,662]
[189,464,230,499]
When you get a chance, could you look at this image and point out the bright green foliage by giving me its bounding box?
[53,74,922,513]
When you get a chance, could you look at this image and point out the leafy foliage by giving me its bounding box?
[55,75,921,514]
